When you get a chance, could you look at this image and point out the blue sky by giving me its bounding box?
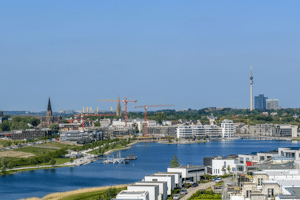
[1,0,300,112]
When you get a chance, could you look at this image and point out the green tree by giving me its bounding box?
[203,136,206,140]
[222,166,226,174]
[170,155,179,167]
[49,124,59,133]
[156,113,166,124]
[29,117,40,126]
[70,158,74,163]
[1,158,7,168]
[50,158,56,165]
[94,122,100,127]
[167,136,172,142]
[227,165,231,173]
[1,120,10,131]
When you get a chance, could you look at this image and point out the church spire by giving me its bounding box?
[46,97,53,117]
[47,97,52,112]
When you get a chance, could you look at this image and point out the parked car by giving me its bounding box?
[211,177,216,181]
[215,178,223,183]
[180,189,188,195]
[191,182,198,187]
[173,194,180,200]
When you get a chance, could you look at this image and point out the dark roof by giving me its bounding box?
[48,97,52,112]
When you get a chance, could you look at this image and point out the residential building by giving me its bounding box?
[10,128,52,140]
[266,99,279,110]
[100,119,111,127]
[230,169,300,200]
[154,172,182,188]
[221,119,234,138]
[135,181,167,200]
[176,125,222,139]
[249,124,298,137]
[144,175,174,195]
[127,185,159,200]
[116,191,149,200]
[255,94,268,110]
[212,159,236,175]
[60,130,103,143]
[143,126,177,138]
[167,165,207,183]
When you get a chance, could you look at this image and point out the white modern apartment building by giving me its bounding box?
[167,165,207,183]
[144,175,174,195]
[116,191,149,200]
[212,159,236,175]
[127,185,159,200]
[266,99,279,110]
[135,181,167,200]
[221,119,234,138]
[176,125,222,138]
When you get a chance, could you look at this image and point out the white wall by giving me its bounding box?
[135,181,167,200]
[212,159,236,176]
[127,185,159,200]
[145,176,174,195]
[116,190,149,200]
[154,172,182,188]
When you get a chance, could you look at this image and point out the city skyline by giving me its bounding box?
[1,1,300,111]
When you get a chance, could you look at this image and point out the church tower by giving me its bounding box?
[116,96,122,116]
[46,97,53,117]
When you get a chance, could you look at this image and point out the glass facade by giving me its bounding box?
[255,94,268,110]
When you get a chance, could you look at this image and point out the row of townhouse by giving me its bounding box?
[230,169,300,200]
[115,165,207,200]
[208,147,300,176]
[249,124,298,138]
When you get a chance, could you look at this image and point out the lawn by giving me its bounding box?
[188,190,221,200]
[59,186,127,200]
[37,141,75,149]
[13,146,55,156]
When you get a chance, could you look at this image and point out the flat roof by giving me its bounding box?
[118,190,147,195]
[169,165,204,169]
[145,175,174,177]
[136,181,167,184]
[155,172,182,174]
[129,184,158,187]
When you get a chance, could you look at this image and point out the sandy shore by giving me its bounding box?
[23,184,129,200]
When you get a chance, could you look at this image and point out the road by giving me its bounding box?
[180,181,216,200]
[180,178,231,200]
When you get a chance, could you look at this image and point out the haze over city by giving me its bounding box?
[1,0,300,111]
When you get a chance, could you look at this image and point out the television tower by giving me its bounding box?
[250,66,253,111]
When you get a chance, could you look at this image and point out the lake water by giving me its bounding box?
[1,139,299,200]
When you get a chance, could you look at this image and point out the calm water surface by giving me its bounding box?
[1,139,299,200]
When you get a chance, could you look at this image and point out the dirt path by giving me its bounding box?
[0,150,34,158]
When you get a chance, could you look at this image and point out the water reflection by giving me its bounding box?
[0,140,299,200]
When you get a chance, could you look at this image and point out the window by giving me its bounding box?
[268,188,274,198]
[260,156,265,161]
[246,190,251,198]
[246,157,250,161]
[224,162,226,168]
[258,178,263,186]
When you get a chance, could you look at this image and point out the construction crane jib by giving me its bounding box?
[98,97,137,127]
[133,104,175,138]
